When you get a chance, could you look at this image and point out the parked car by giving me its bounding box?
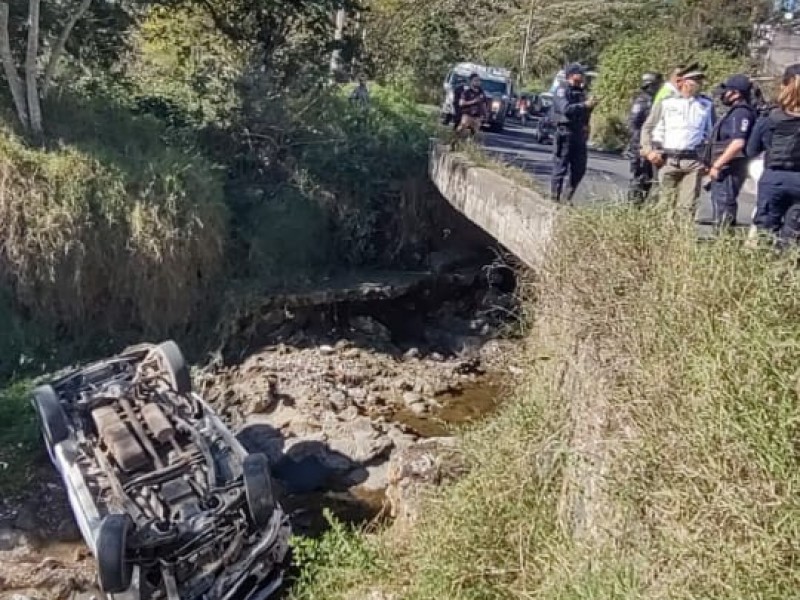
[32,341,291,600]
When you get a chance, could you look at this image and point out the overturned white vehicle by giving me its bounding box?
[32,341,290,600]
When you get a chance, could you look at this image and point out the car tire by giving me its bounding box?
[97,514,133,594]
[243,453,276,528]
[155,340,192,395]
[32,385,69,447]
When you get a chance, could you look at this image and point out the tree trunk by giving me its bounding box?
[329,8,346,83]
[41,0,92,99]
[0,2,28,128]
[26,0,42,136]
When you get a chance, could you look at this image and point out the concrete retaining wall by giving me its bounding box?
[428,141,558,270]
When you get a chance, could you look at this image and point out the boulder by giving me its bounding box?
[385,437,466,526]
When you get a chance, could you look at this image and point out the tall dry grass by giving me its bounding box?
[291,205,800,599]
[0,126,227,336]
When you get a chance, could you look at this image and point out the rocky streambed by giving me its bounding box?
[0,261,525,600]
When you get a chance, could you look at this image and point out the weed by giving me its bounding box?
[291,205,800,599]
[0,381,41,494]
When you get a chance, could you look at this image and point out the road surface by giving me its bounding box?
[481,121,757,228]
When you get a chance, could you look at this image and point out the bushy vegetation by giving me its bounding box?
[0,97,228,338]
[592,30,749,149]
[0,380,39,494]
[291,206,800,599]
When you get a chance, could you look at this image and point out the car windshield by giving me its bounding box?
[481,79,508,95]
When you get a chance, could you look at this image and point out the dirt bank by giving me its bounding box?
[0,262,525,599]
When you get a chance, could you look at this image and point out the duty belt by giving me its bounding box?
[661,148,699,159]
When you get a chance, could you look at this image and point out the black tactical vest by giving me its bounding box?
[765,109,800,171]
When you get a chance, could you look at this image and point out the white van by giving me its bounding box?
[440,62,513,132]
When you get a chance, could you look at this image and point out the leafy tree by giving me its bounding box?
[0,0,137,135]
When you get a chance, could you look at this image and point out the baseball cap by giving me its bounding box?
[718,74,752,94]
[784,63,800,78]
[565,63,585,76]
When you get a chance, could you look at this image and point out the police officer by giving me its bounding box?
[550,63,599,204]
[640,67,714,217]
[628,72,663,203]
[705,74,756,229]
[746,63,800,247]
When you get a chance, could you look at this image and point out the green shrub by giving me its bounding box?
[0,380,40,494]
[592,31,746,148]
[294,85,438,266]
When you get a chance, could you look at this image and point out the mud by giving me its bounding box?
[0,262,524,599]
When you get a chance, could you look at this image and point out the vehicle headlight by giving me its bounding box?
[491,99,501,111]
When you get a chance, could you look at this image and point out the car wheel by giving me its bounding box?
[32,385,69,447]
[243,453,276,528]
[97,514,133,594]
[154,340,192,395]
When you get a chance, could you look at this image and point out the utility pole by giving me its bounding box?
[519,0,535,86]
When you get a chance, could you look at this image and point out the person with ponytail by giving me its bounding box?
[747,64,800,246]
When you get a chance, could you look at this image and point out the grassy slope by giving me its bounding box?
[291,206,800,599]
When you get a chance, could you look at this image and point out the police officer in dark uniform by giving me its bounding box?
[706,74,756,229]
[747,63,800,247]
[627,71,663,204]
[550,63,599,204]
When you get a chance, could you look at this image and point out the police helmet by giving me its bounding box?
[641,72,663,89]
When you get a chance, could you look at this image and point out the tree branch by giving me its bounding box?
[25,0,42,135]
[0,2,28,127]
[197,0,243,42]
[41,0,92,99]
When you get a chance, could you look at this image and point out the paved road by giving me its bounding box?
[481,121,757,228]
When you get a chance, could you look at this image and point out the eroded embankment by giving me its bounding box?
[0,256,526,600]
[291,206,800,600]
